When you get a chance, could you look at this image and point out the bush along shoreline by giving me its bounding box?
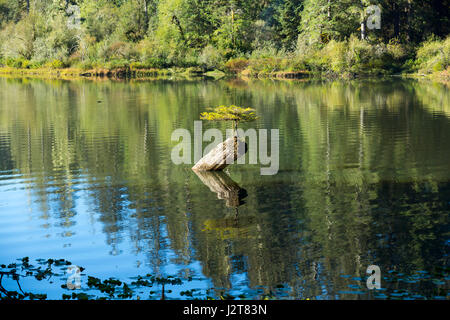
[1,35,448,82]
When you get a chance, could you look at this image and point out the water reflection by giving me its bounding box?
[193,171,248,208]
[0,77,448,299]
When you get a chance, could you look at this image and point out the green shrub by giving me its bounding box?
[44,59,65,69]
[289,57,307,72]
[104,59,130,69]
[321,40,347,74]
[387,40,407,60]
[144,58,169,69]
[129,62,146,69]
[224,58,249,73]
[416,36,450,74]
[346,36,375,71]
[174,50,199,68]
[289,36,412,76]
[97,40,139,61]
[28,60,43,69]
[250,44,285,60]
[3,57,32,68]
[67,52,82,68]
[129,58,169,69]
[248,57,283,73]
[198,45,225,70]
[75,60,95,70]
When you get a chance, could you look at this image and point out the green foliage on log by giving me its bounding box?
[200,105,257,125]
[200,105,258,133]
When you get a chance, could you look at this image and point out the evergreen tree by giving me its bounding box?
[274,0,303,50]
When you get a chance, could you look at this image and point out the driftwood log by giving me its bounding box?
[193,171,247,208]
[192,136,247,171]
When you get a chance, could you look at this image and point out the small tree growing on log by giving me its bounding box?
[200,105,258,135]
[192,105,258,171]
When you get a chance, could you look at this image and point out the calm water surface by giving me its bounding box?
[0,77,449,299]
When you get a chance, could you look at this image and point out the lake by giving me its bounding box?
[0,77,449,300]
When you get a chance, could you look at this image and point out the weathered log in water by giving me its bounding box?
[192,136,247,171]
[193,170,247,208]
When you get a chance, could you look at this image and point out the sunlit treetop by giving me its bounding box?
[200,105,258,123]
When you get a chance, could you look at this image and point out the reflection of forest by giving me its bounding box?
[0,77,449,298]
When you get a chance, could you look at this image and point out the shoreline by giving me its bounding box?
[0,66,311,80]
[0,66,448,84]
[0,66,220,81]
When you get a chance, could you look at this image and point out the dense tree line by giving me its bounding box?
[0,0,448,75]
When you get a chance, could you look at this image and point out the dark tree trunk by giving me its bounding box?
[406,0,412,41]
[144,0,149,29]
[393,3,400,38]
[361,20,366,40]
[172,15,186,42]
[327,0,331,20]
[431,0,446,37]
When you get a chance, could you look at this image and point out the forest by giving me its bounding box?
[0,0,449,77]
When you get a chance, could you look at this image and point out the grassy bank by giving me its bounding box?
[0,35,448,81]
[224,36,450,80]
[0,65,226,80]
